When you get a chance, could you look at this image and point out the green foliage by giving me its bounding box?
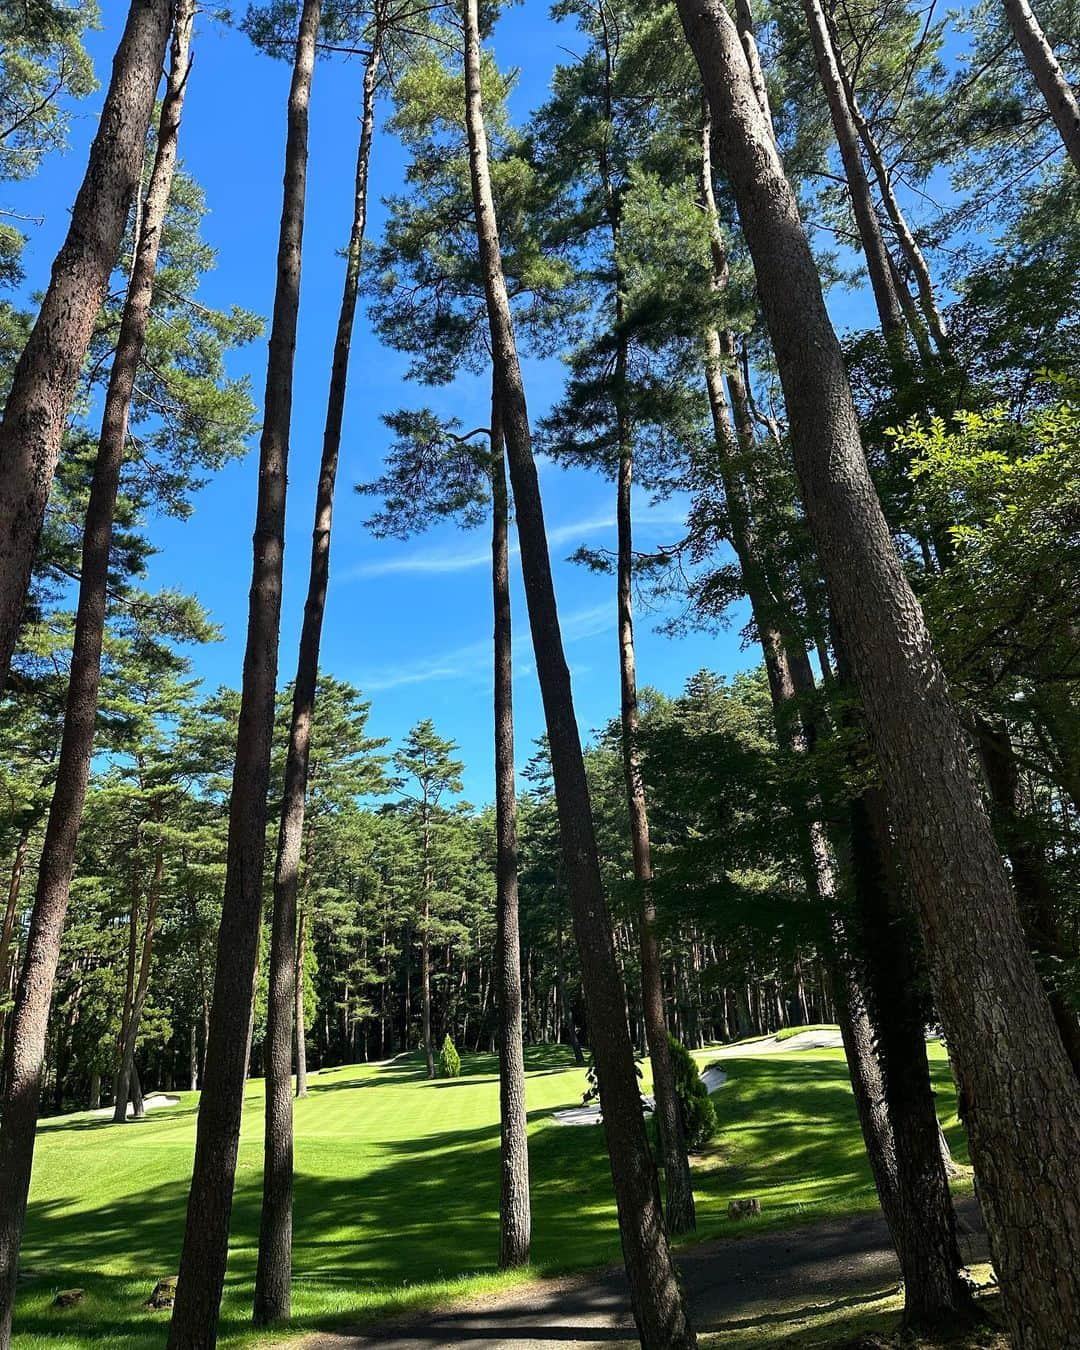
[896,382,1080,703]
[0,0,98,280]
[668,1034,717,1150]
[439,1032,461,1078]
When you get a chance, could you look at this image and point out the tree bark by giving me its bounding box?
[115,836,164,1123]
[421,806,435,1079]
[1000,0,1080,173]
[462,1,693,1342]
[733,0,774,129]
[596,20,696,1235]
[801,0,908,347]
[616,395,696,1237]
[822,3,949,350]
[975,717,1080,1077]
[167,3,320,1344]
[0,8,192,1337]
[848,788,973,1328]
[0,824,30,1011]
[253,29,380,1325]
[0,0,172,692]
[678,2,1080,1340]
[829,942,904,1225]
[491,394,531,1270]
[115,872,140,1111]
[294,903,309,1100]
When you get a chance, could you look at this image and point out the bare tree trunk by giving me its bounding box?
[822,4,949,349]
[189,1022,198,1093]
[975,717,1080,1077]
[616,409,695,1236]
[491,397,531,1270]
[700,101,971,1331]
[421,878,434,1077]
[114,877,140,1113]
[253,30,380,1325]
[294,903,308,1100]
[167,4,320,1344]
[679,2,1080,1340]
[0,10,193,1338]
[0,0,172,691]
[0,824,31,1015]
[595,22,695,1233]
[115,838,164,1122]
[462,1,693,1342]
[801,0,908,346]
[831,946,901,1221]
[733,0,773,128]
[1001,0,1080,172]
[848,788,973,1328]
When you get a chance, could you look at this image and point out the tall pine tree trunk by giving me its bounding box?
[421,810,435,1079]
[733,0,773,128]
[114,840,164,1122]
[0,0,172,692]
[595,14,695,1237]
[463,1,693,1342]
[801,0,907,347]
[616,405,695,1237]
[848,788,973,1327]
[1000,0,1080,172]
[701,101,971,1332]
[0,824,30,1015]
[166,3,320,1343]
[0,9,193,1338]
[974,717,1080,1076]
[491,396,531,1269]
[253,30,381,1324]
[821,4,948,350]
[678,2,1080,1340]
[294,904,308,1099]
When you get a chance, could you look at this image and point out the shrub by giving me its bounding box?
[439,1033,461,1078]
[668,1034,717,1149]
[581,1053,645,1107]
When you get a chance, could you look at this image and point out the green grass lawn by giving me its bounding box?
[12,1039,970,1348]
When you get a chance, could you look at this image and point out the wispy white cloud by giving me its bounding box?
[345,504,686,581]
[358,601,612,693]
[347,546,494,579]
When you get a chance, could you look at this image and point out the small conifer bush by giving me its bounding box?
[668,1034,717,1149]
[439,1033,461,1078]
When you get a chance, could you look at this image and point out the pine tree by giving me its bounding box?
[0,0,172,694]
[676,0,1080,1340]
[0,9,202,1335]
[394,720,465,1078]
[167,1,322,1342]
[461,0,693,1341]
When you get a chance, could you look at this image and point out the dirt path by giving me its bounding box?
[302,1195,986,1349]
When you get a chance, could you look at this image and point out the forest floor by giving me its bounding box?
[13,1036,974,1348]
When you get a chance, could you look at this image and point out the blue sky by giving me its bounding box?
[6,2,880,803]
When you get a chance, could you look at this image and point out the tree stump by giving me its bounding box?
[147,1276,178,1309]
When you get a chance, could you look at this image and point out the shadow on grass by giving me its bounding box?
[34,1102,202,1137]
[14,1045,966,1347]
[15,1054,613,1344]
[701,1285,903,1334]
